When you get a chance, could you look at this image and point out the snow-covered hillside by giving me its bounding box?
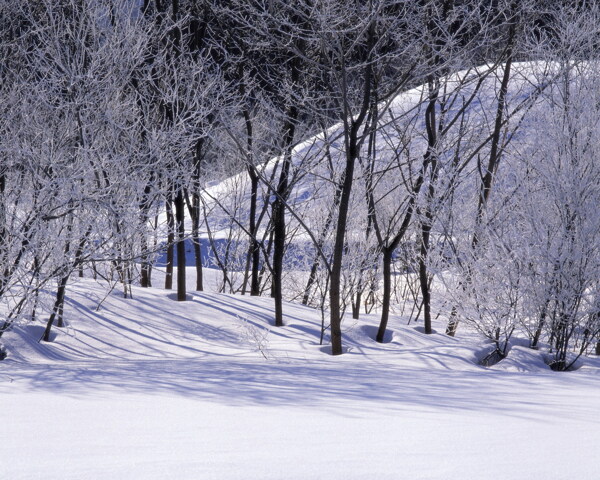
[2,60,600,479]
[200,62,543,252]
[1,274,599,479]
[4,2,600,477]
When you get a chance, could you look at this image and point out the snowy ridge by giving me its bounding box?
[3,276,481,366]
[5,274,591,372]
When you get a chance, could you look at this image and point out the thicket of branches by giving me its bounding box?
[1,0,600,368]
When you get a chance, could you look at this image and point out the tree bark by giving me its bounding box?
[43,275,68,342]
[418,226,433,334]
[248,168,261,296]
[271,89,299,326]
[140,234,152,288]
[272,142,293,326]
[418,76,439,335]
[376,247,393,343]
[164,197,174,290]
[191,190,203,292]
[175,188,186,301]
[330,125,362,354]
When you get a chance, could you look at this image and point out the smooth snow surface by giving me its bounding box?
[2,276,600,479]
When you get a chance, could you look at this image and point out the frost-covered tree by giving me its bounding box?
[443,1,600,368]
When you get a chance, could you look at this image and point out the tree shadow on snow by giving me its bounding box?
[4,355,598,423]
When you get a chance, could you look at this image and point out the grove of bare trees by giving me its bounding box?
[1,0,600,369]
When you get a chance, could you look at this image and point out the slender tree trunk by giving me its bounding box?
[531,301,549,348]
[185,186,203,292]
[43,275,68,342]
[272,156,290,327]
[239,100,261,297]
[191,190,203,291]
[31,256,41,322]
[191,139,204,292]
[56,279,67,328]
[175,188,186,301]
[139,177,156,289]
[472,47,514,248]
[0,173,4,234]
[75,241,85,278]
[352,288,362,320]
[272,106,298,326]
[329,18,376,354]
[419,77,439,335]
[165,197,174,290]
[330,124,362,354]
[374,178,423,340]
[258,224,275,295]
[445,306,458,336]
[0,171,7,293]
[376,247,393,343]
[248,170,260,296]
[418,225,432,334]
[241,164,260,296]
[140,235,152,288]
[0,171,5,233]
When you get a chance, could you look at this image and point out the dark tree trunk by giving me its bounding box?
[531,304,548,349]
[272,148,292,327]
[0,172,7,292]
[330,126,361,354]
[184,189,203,291]
[418,76,439,335]
[472,45,514,248]
[374,178,423,341]
[418,230,432,334]
[376,247,393,342]
[248,168,260,296]
[271,106,298,326]
[258,223,275,295]
[43,275,68,342]
[56,281,67,328]
[329,19,376,355]
[140,234,152,288]
[238,88,261,296]
[191,191,203,292]
[0,172,5,239]
[139,177,156,289]
[352,289,362,320]
[75,241,85,278]
[31,256,41,322]
[175,188,186,301]
[190,139,205,292]
[165,197,174,290]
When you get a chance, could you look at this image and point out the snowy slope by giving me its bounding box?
[200,62,546,234]
[1,275,600,479]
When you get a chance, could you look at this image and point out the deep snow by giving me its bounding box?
[1,273,600,479]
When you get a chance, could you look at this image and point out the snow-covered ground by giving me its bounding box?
[1,273,599,479]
